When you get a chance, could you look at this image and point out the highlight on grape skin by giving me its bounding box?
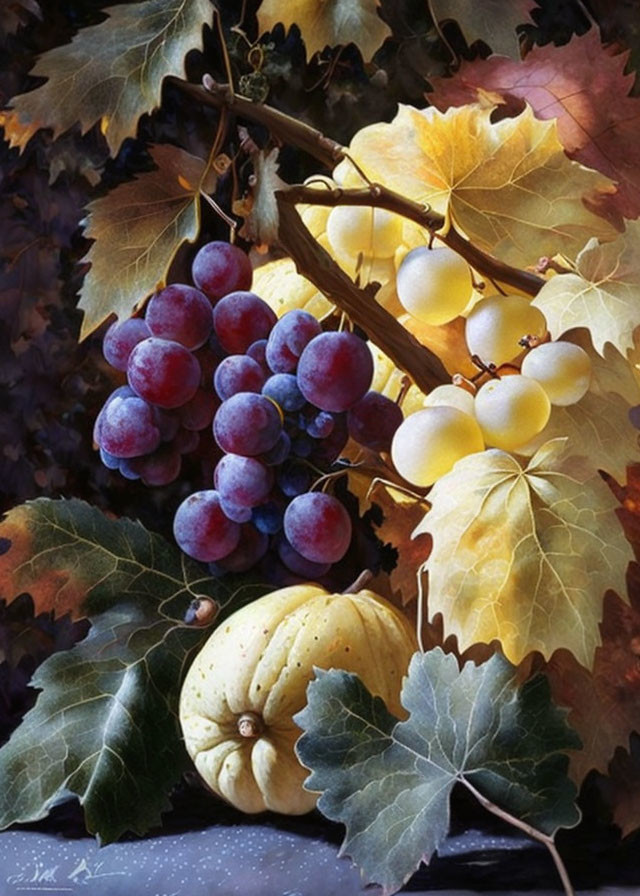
[520,341,592,406]
[391,406,485,487]
[396,245,473,326]
[474,375,551,452]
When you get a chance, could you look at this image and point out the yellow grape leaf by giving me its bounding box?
[78,144,215,339]
[415,439,632,667]
[347,103,616,268]
[252,257,334,319]
[256,0,391,61]
[3,0,211,156]
[429,0,536,59]
[532,220,640,356]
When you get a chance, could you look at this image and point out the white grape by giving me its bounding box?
[520,341,591,406]
[423,384,476,416]
[396,246,473,326]
[326,205,403,260]
[465,295,547,367]
[474,375,551,452]
[391,406,485,487]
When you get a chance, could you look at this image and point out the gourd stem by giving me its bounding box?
[344,570,374,593]
[237,712,263,738]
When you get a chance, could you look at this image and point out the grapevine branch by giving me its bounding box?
[169,76,546,297]
[281,184,545,296]
[275,199,450,392]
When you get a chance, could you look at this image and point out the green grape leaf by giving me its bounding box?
[2,0,212,156]
[0,498,268,840]
[0,605,202,841]
[414,440,632,667]
[532,220,640,356]
[78,144,215,339]
[0,497,249,621]
[295,648,581,895]
[428,0,536,59]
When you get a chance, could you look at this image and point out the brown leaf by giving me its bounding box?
[78,144,215,339]
[429,0,536,58]
[428,30,640,219]
[372,482,431,606]
[604,736,640,836]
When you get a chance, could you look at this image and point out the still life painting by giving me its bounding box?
[1,1,640,894]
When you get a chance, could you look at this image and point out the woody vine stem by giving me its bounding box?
[169,75,545,394]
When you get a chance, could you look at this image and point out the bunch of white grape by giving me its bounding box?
[390,265,593,487]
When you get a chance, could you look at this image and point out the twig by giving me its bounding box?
[281,184,545,297]
[167,76,345,169]
[462,777,575,896]
[275,198,450,393]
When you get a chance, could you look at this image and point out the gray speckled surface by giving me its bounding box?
[0,823,636,895]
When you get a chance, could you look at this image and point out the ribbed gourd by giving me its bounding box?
[179,584,417,815]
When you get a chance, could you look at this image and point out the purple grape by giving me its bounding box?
[246,338,270,375]
[126,443,182,486]
[191,241,253,302]
[145,284,213,350]
[213,291,277,354]
[311,413,348,464]
[173,490,241,562]
[265,310,321,373]
[213,393,282,456]
[283,492,352,563]
[219,496,253,523]
[297,331,373,412]
[214,524,269,573]
[153,407,181,442]
[262,373,306,411]
[93,385,136,446]
[98,394,161,458]
[252,501,284,535]
[260,431,291,465]
[103,318,150,371]
[214,355,266,400]
[127,337,201,409]
[291,435,313,458]
[306,411,335,439]
[180,389,219,431]
[214,454,274,508]
[277,461,312,497]
[277,537,331,578]
[629,405,640,429]
[347,391,404,452]
[118,458,141,480]
[99,447,120,470]
[173,428,200,454]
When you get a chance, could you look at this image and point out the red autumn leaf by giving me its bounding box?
[427,29,640,219]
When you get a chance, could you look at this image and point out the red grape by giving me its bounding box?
[145,284,213,350]
[283,492,352,563]
[191,241,252,301]
[127,337,201,409]
[297,331,373,412]
[173,490,240,561]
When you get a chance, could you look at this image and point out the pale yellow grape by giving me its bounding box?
[520,341,592,406]
[465,295,547,367]
[423,384,476,416]
[474,375,551,452]
[391,406,485,487]
[396,246,473,326]
[326,205,403,259]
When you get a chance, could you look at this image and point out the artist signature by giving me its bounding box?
[6,857,127,889]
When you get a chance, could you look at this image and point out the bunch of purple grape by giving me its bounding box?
[95,240,404,578]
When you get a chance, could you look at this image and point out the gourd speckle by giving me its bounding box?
[179,583,417,815]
